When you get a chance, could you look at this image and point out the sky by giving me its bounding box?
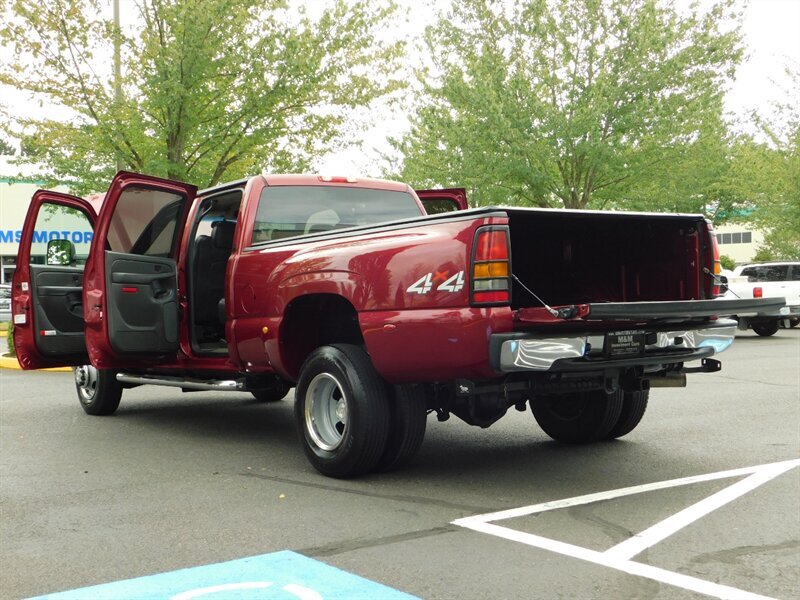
[319,0,800,174]
[1,0,799,178]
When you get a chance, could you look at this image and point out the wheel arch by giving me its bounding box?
[279,293,365,380]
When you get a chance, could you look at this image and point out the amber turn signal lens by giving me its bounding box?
[473,261,509,278]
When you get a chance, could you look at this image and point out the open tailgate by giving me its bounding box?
[586,297,787,320]
[515,297,787,325]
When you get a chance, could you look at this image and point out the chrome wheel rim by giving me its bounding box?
[305,373,348,452]
[74,364,98,403]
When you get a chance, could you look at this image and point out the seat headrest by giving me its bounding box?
[211,220,236,249]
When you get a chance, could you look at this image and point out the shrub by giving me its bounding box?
[719,255,737,271]
[6,320,15,357]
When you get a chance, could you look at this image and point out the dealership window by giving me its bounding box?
[1,256,15,285]
[716,231,753,245]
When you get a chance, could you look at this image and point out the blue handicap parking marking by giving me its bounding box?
[29,550,418,600]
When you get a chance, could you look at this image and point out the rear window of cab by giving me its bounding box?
[250,186,423,244]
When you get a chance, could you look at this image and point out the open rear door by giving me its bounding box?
[12,191,97,369]
[83,172,197,370]
[415,188,468,214]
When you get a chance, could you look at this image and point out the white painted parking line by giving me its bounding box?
[603,459,799,561]
[453,458,800,600]
[452,460,798,525]
[462,521,774,600]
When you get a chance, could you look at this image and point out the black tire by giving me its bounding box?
[788,318,799,329]
[374,384,428,472]
[252,381,291,403]
[753,321,779,337]
[73,365,122,416]
[531,389,623,444]
[294,344,390,478]
[605,390,649,439]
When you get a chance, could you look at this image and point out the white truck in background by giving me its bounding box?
[720,262,800,336]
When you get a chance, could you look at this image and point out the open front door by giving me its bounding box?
[415,188,468,214]
[12,191,97,369]
[83,172,197,370]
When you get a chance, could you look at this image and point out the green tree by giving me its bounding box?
[0,136,15,155]
[0,0,404,193]
[394,0,742,209]
[748,65,800,260]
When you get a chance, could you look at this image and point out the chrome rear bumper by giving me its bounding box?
[493,319,738,373]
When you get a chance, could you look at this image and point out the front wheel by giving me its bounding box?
[788,318,799,329]
[74,365,122,416]
[753,321,779,337]
[531,389,623,443]
[294,344,390,478]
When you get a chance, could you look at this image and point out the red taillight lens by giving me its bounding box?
[473,291,509,304]
[753,287,763,298]
[475,230,509,261]
[471,226,511,306]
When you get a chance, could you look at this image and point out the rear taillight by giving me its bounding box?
[471,226,511,305]
[707,221,722,297]
[753,287,763,298]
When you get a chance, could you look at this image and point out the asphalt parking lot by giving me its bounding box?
[1,329,798,599]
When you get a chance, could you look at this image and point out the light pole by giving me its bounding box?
[113,0,123,172]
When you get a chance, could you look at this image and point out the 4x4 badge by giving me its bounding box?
[407,271,465,295]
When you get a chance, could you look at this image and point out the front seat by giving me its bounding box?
[193,220,236,337]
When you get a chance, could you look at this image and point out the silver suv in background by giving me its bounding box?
[719,262,800,336]
[0,284,11,323]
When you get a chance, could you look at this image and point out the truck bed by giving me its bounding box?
[504,208,710,308]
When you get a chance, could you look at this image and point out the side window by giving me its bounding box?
[31,202,93,266]
[743,266,789,282]
[789,265,800,281]
[422,198,462,215]
[107,187,184,256]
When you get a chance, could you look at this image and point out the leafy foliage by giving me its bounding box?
[0,0,404,193]
[7,321,15,357]
[719,254,736,271]
[748,65,800,260]
[394,0,742,210]
[0,136,15,155]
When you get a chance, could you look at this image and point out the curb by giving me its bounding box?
[0,354,71,372]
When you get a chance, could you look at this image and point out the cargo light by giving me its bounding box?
[319,175,358,183]
[471,226,511,306]
[753,287,763,298]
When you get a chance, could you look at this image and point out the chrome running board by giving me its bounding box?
[116,373,245,391]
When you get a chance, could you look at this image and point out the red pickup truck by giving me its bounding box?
[11,172,781,478]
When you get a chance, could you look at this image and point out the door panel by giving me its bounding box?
[105,252,179,354]
[29,265,86,356]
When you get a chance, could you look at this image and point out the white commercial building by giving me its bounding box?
[0,158,84,284]
[713,222,764,265]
